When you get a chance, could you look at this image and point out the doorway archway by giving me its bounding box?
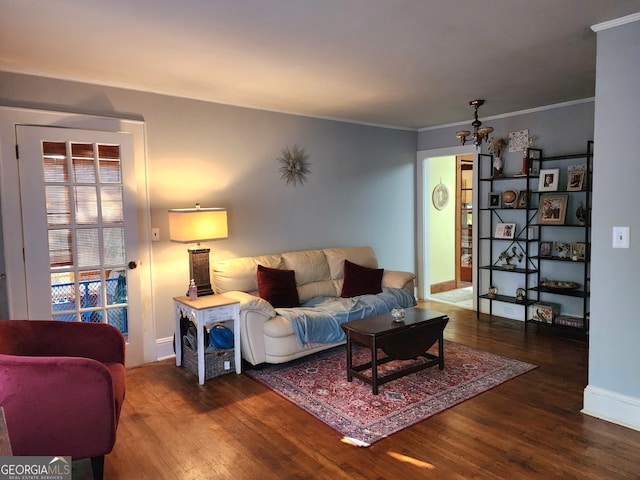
[416,145,477,309]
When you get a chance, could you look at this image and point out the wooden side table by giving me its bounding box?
[174,294,241,384]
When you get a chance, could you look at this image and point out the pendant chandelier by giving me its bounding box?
[455,99,494,148]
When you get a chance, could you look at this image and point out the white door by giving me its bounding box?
[16,125,143,366]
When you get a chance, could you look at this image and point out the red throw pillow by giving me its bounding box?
[340,260,384,298]
[257,264,300,308]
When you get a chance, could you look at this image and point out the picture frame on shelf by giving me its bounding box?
[537,194,568,225]
[554,241,571,259]
[495,222,516,239]
[539,241,553,257]
[488,192,501,208]
[538,168,560,191]
[566,170,585,191]
[572,242,586,261]
[516,190,529,208]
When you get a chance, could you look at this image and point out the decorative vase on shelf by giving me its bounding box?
[492,156,503,178]
[489,137,507,177]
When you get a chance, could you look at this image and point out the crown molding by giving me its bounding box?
[591,12,640,32]
[418,98,594,132]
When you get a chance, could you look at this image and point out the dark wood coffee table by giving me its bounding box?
[341,308,449,394]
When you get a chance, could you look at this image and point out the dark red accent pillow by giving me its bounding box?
[257,264,300,308]
[340,260,384,298]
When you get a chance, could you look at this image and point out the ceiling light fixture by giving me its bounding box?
[455,99,494,148]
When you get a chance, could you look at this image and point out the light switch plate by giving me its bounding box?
[612,226,630,249]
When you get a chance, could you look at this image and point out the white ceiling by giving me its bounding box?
[1,1,639,130]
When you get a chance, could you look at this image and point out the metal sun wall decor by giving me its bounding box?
[277,144,311,187]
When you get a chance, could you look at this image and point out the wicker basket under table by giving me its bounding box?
[182,339,235,380]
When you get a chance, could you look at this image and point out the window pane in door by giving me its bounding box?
[48,229,72,267]
[72,158,96,184]
[101,186,123,223]
[51,272,76,319]
[78,270,102,310]
[42,142,68,182]
[107,308,127,332]
[106,268,127,306]
[106,267,128,333]
[71,143,96,184]
[74,186,98,224]
[45,185,70,226]
[77,228,100,267]
[98,145,122,183]
[103,227,125,265]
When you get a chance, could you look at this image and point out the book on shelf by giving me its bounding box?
[554,315,585,328]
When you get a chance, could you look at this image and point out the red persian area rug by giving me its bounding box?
[245,341,536,446]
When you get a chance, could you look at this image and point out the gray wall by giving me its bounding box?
[585,18,640,428]
[0,72,417,340]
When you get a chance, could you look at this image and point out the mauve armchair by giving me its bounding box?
[0,320,126,480]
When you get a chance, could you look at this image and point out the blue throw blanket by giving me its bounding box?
[276,288,417,345]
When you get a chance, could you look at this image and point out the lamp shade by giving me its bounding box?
[168,207,228,243]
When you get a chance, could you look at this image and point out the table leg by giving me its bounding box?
[233,304,241,374]
[372,337,379,395]
[438,331,445,370]
[346,332,353,382]
[197,319,205,385]
[175,305,182,367]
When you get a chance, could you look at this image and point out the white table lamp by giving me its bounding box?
[168,204,228,296]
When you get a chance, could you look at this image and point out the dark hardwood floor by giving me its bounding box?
[75,301,640,479]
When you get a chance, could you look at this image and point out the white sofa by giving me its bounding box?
[211,246,416,366]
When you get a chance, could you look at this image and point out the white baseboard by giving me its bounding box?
[582,385,640,432]
[156,336,177,361]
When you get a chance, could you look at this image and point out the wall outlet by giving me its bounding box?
[224,361,231,370]
[151,228,160,241]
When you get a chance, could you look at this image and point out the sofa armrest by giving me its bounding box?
[0,354,118,458]
[220,291,277,318]
[220,291,277,366]
[382,270,416,291]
